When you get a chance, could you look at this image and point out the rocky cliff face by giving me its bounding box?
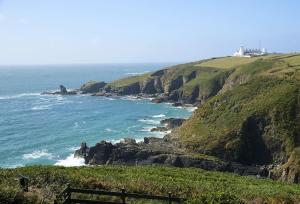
[70,54,300,183]
[105,64,231,105]
[80,81,107,94]
[74,136,266,177]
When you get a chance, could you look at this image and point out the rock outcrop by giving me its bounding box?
[74,135,265,177]
[160,118,186,129]
[80,81,107,94]
[41,85,77,95]
[116,82,141,95]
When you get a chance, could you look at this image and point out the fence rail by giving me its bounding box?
[55,184,185,204]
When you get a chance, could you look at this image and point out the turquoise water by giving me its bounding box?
[0,64,192,168]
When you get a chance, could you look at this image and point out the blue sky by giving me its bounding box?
[0,0,299,64]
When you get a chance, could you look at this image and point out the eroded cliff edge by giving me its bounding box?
[45,54,300,183]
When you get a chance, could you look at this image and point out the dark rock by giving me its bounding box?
[91,92,112,97]
[59,85,68,94]
[167,90,182,102]
[151,69,166,77]
[74,136,267,178]
[118,82,141,95]
[141,77,163,94]
[41,85,77,95]
[181,86,199,104]
[141,78,157,94]
[151,96,168,103]
[123,138,136,144]
[153,77,163,93]
[151,127,168,132]
[164,154,183,167]
[160,118,186,129]
[165,76,184,94]
[80,81,107,94]
[74,142,89,158]
[172,102,183,107]
[86,141,114,165]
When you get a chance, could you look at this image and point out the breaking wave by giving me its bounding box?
[55,154,85,167]
[152,114,166,118]
[0,92,40,100]
[138,119,160,125]
[23,150,54,160]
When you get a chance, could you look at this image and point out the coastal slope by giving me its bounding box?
[93,53,300,183]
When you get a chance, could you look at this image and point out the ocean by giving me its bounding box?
[0,64,193,168]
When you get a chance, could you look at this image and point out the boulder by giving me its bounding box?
[150,127,168,132]
[80,81,107,94]
[74,142,89,157]
[59,85,68,94]
[160,118,186,129]
[123,138,136,144]
[86,141,114,165]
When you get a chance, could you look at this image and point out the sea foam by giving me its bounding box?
[138,119,160,125]
[23,150,54,160]
[0,92,40,100]
[152,114,166,118]
[55,154,85,167]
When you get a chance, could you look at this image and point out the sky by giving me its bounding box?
[0,0,299,65]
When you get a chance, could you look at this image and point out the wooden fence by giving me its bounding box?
[54,184,185,204]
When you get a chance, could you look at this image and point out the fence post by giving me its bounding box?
[168,192,172,204]
[19,175,29,192]
[121,188,126,204]
[66,184,71,204]
[54,195,58,204]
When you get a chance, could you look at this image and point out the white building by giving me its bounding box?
[233,46,267,57]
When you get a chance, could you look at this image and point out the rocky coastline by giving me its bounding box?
[74,122,272,178]
[41,81,280,181]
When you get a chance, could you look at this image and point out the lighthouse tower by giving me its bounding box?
[238,46,245,56]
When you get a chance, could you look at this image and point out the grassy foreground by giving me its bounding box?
[1,165,300,203]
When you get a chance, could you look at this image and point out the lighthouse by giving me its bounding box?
[238,46,245,56]
[233,45,268,57]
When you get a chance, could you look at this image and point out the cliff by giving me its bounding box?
[75,53,300,183]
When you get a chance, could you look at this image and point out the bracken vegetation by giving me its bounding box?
[1,165,300,203]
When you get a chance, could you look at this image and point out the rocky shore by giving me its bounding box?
[72,116,273,179]
[74,132,271,178]
[41,79,202,107]
[41,81,278,180]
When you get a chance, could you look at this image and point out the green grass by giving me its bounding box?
[109,73,151,88]
[1,165,300,203]
[195,57,259,69]
[180,69,231,98]
[180,76,300,164]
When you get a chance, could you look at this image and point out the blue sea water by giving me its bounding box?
[0,64,193,168]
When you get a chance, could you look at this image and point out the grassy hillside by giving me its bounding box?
[2,165,300,203]
[179,54,300,171]
[3,54,300,203]
[195,56,258,69]
[107,54,300,103]
[180,77,300,163]
[109,73,151,88]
